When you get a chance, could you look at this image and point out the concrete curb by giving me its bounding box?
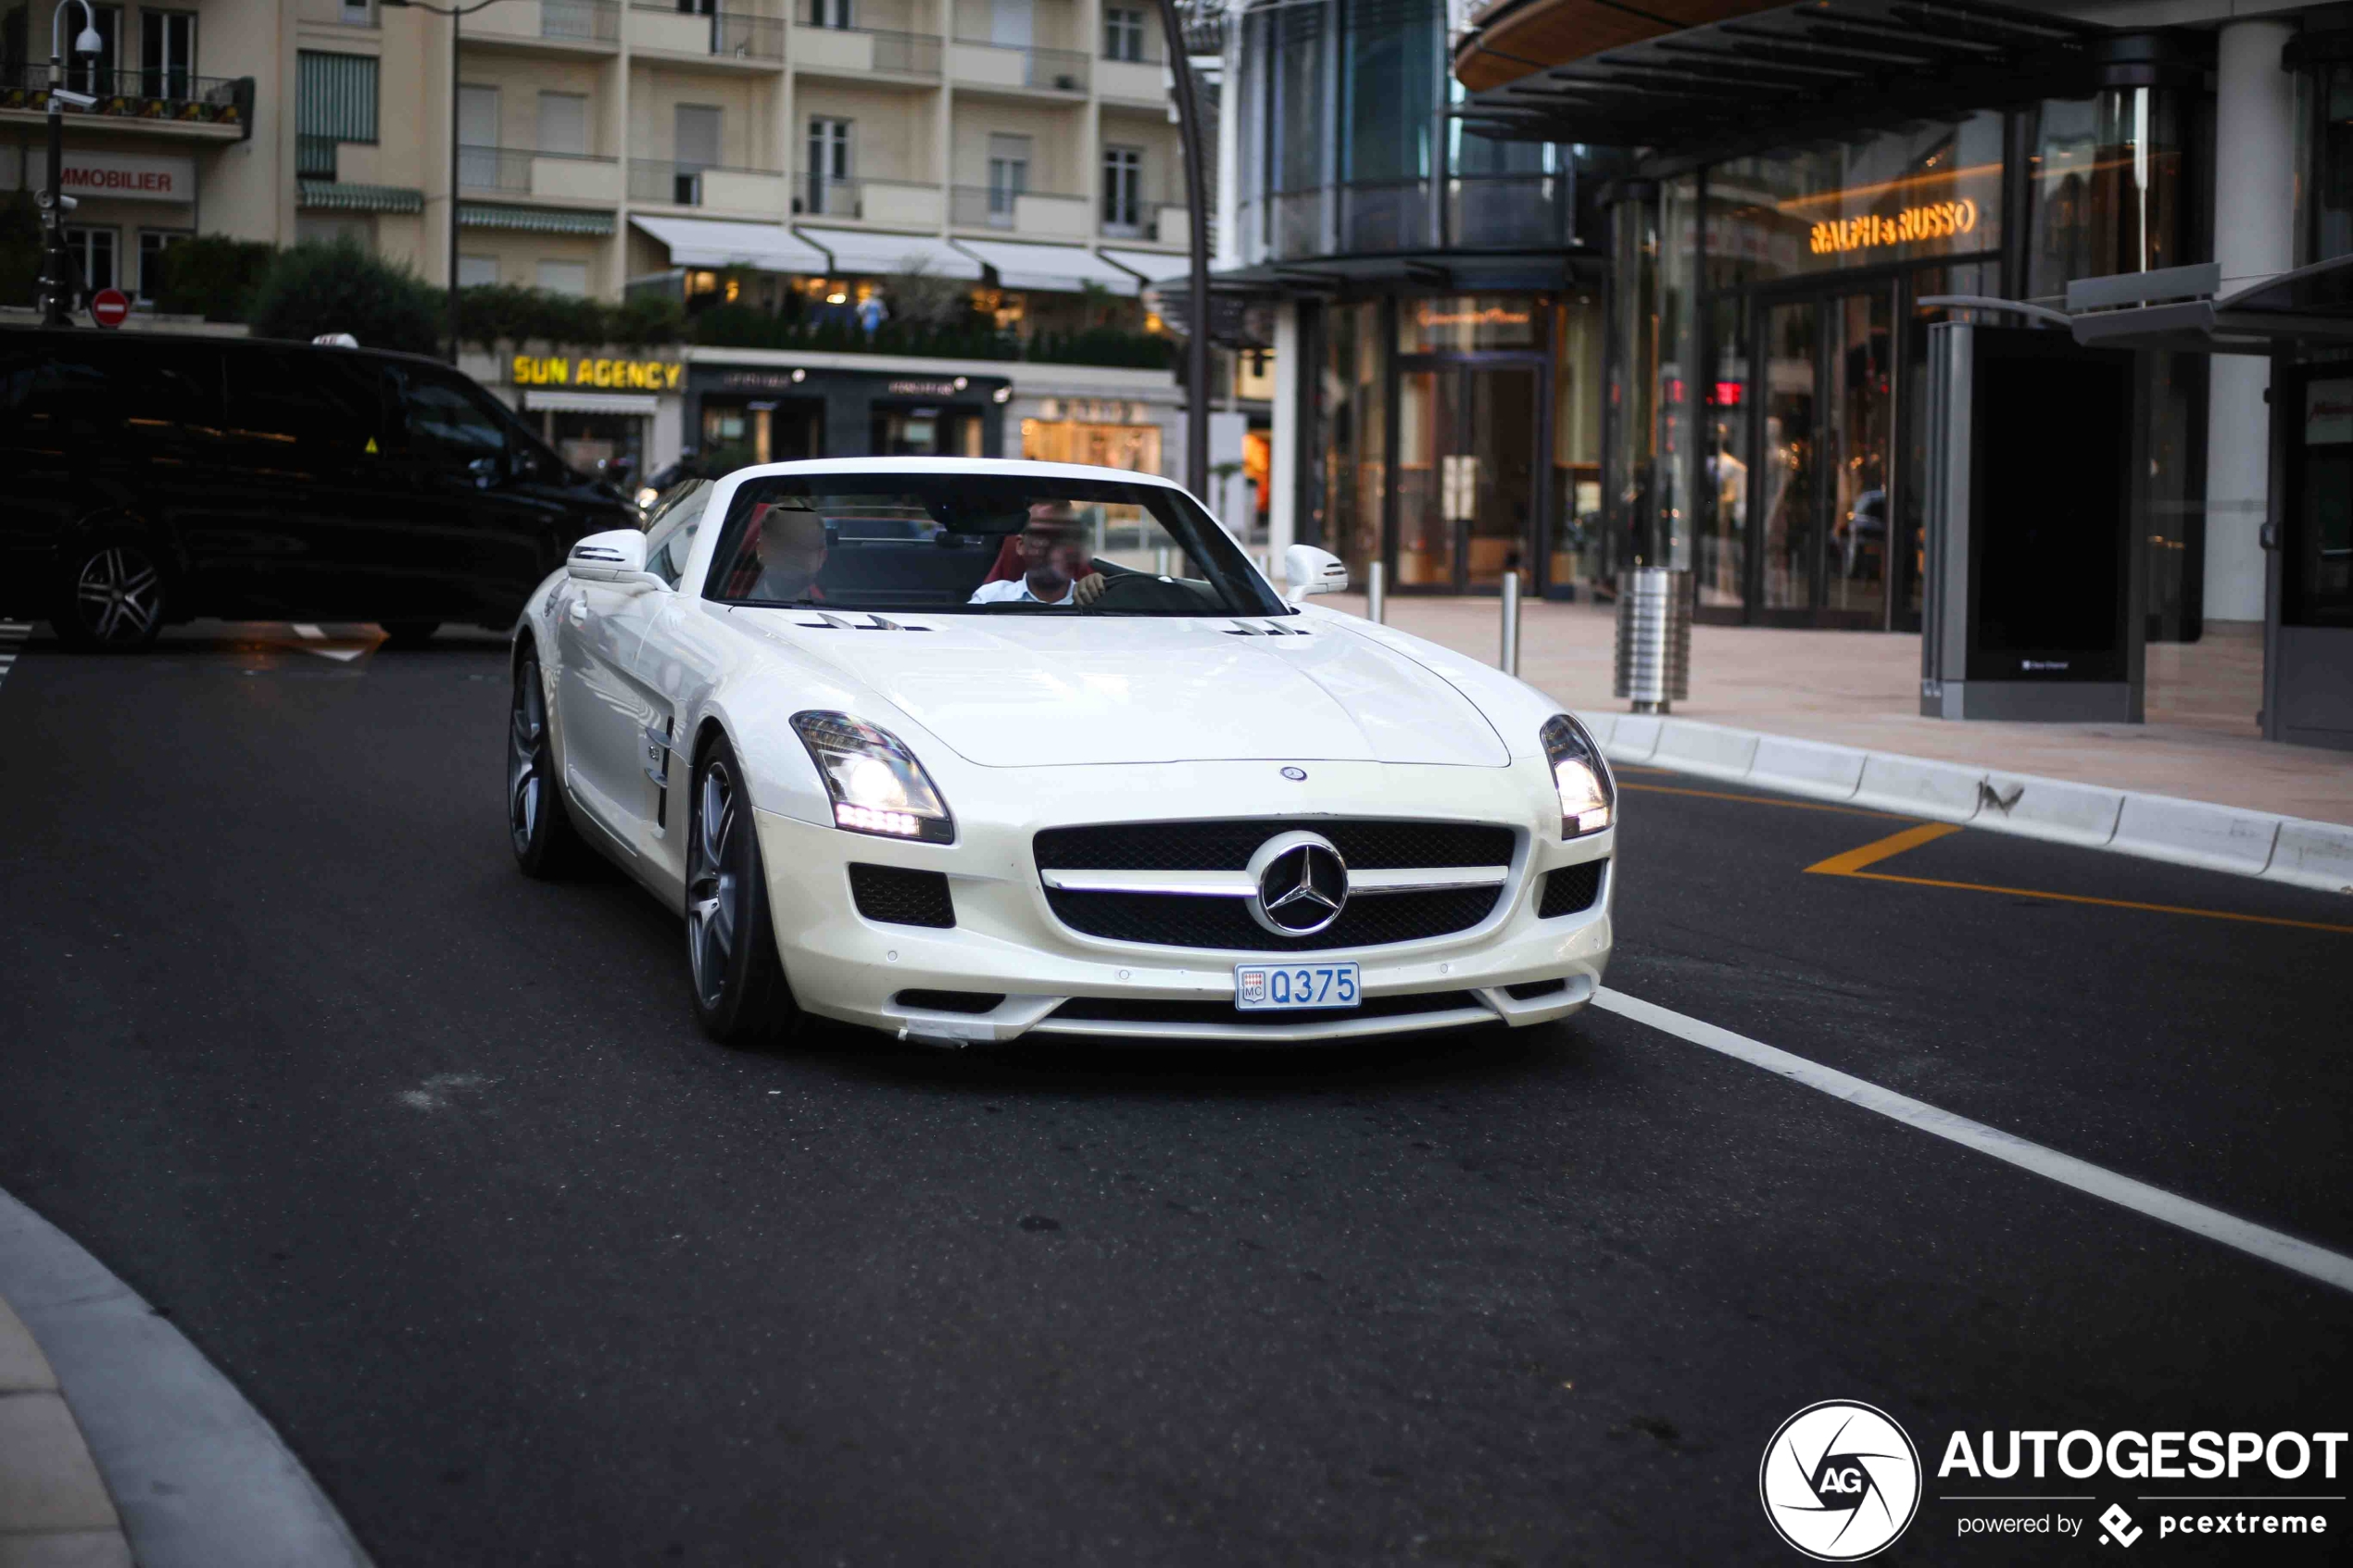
[0,1297,131,1568]
[1579,712,2353,895]
[0,1189,373,1568]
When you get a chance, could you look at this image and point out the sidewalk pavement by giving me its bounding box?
[1332,594,2353,832]
[0,1296,130,1568]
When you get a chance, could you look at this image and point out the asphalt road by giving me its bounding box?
[0,625,2347,1566]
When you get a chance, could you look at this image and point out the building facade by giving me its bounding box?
[1228,0,2347,654]
[1,0,1198,480]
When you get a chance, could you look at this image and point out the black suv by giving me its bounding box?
[0,332,635,648]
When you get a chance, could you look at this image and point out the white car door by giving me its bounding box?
[553,576,664,847]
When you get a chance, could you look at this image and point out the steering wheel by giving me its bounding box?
[1084,570,1203,611]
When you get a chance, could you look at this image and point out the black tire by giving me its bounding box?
[686,734,803,1047]
[508,647,588,878]
[380,621,442,648]
[53,534,168,651]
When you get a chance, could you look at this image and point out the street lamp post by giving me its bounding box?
[37,0,105,328]
[382,0,503,363]
[1153,0,1211,501]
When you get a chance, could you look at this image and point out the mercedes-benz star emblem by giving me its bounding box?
[1245,831,1349,935]
[1280,766,1307,781]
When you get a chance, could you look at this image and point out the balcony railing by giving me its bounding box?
[1100,200,1182,244]
[0,67,252,133]
[540,0,622,43]
[629,4,784,60]
[950,182,1087,233]
[791,172,941,221]
[629,157,781,207]
[459,144,535,192]
[792,24,941,76]
[951,38,1089,93]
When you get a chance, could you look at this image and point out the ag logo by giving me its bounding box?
[1759,1400,1921,1561]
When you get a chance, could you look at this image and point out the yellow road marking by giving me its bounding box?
[1804,822,1963,874]
[1807,824,2353,935]
[1620,782,1919,820]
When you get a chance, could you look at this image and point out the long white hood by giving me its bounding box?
[736,612,1511,768]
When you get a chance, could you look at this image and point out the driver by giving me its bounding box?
[968,504,1109,607]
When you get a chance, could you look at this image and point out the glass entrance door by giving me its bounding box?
[1395,361,1544,593]
[1750,282,1894,625]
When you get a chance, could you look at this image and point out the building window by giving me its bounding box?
[1102,144,1142,232]
[806,117,852,216]
[339,1,375,24]
[458,84,501,186]
[458,254,498,287]
[1103,6,1144,62]
[135,230,185,302]
[675,103,722,203]
[139,10,195,99]
[804,0,852,26]
[65,227,117,293]
[296,50,380,144]
[537,91,588,157]
[537,260,590,296]
[63,5,120,95]
[988,133,1031,227]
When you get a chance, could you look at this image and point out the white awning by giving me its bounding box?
[1101,248,1192,285]
[794,227,983,280]
[950,238,1140,296]
[629,215,831,273]
[524,391,661,415]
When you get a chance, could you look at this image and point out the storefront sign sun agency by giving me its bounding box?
[511,356,684,391]
[1809,198,1979,256]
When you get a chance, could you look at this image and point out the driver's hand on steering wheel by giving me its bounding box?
[1071,571,1109,607]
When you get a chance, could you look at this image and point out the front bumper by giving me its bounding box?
[751,757,1614,1046]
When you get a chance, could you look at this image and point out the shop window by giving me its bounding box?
[1709,114,2004,286]
[64,227,116,293]
[2025,93,2189,297]
[2303,63,2353,263]
[134,230,185,303]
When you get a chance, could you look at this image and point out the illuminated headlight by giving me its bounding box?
[1541,714,1615,837]
[635,485,660,509]
[790,712,954,844]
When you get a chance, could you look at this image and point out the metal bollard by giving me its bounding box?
[1613,565,1691,713]
[1499,571,1521,675]
[1366,560,1387,624]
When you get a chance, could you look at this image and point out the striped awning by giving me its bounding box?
[459,203,616,236]
[297,180,422,213]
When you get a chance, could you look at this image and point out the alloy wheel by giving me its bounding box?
[74,546,162,646]
[686,760,740,1010]
[509,664,549,857]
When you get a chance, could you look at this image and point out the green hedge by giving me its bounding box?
[248,240,443,355]
[150,234,276,322]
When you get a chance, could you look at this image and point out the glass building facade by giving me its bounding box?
[1228,0,1606,596]
[1610,85,2213,634]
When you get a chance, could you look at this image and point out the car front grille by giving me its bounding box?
[1035,817,1516,953]
[1034,819,1514,873]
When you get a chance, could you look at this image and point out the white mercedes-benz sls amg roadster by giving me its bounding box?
[507,458,1614,1047]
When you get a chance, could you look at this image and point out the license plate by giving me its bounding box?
[1233,962,1360,1011]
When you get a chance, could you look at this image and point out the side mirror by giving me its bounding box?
[1282,545,1349,603]
[567,529,662,591]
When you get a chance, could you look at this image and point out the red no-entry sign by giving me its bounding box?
[89,288,130,329]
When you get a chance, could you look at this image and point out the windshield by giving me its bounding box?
[702,473,1290,617]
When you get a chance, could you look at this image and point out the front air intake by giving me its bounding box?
[849,863,954,928]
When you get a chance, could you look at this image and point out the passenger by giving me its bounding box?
[968,505,1109,606]
[743,505,837,606]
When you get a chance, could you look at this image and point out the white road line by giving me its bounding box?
[0,621,26,694]
[1594,987,2353,1298]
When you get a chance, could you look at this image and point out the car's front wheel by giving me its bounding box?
[508,648,586,878]
[55,535,168,651]
[686,735,803,1047]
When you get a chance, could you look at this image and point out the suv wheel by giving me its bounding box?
[56,537,168,651]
